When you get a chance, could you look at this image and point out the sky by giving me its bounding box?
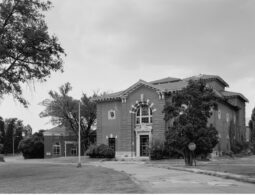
[1,0,255,132]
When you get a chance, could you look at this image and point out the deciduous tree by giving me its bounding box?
[40,83,97,153]
[3,118,24,154]
[163,80,219,166]
[249,108,255,153]
[0,0,65,106]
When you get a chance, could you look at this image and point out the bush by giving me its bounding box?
[230,140,250,154]
[0,154,4,162]
[18,134,44,159]
[85,144,98,158]
[0,144,3,154]
[86,144,115,158]
[150,138,165,160]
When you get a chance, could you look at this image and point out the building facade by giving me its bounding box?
[43,126,78,158]
[94,74,248,158]
[43,126,97,158]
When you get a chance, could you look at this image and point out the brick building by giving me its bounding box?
[43,126,77,158]
[94,74,248,158]
[43,126,97,158]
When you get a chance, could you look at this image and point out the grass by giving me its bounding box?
[147,155,255,177]
[0,162,145,193]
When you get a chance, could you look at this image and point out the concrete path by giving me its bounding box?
[90,161,255,193]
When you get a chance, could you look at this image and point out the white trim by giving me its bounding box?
[53,142,61,156]
[135,125,152,157]
[64,141,77,157]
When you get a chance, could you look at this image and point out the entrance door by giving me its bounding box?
[108,138,116,153]
[140,135,149,156]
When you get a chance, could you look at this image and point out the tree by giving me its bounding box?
[3,118,24,154]
[163,80,219,166]
[40,83,97,153]
[0,116,5,146]
[0,0,65,107]
[24,124,33,137]
[0,116,4,154]
[18,131,44,159]
[249,108,255,154]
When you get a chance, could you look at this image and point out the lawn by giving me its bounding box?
[0,162,145,193]
[147,155,255,177]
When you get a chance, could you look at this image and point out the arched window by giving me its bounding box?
[136,105,152,124]
[53,142,61,155]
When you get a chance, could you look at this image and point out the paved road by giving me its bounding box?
[91,161,255,193]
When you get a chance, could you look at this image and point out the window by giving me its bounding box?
[53,142,61,155]
[71,147,77,156]
[218,110,221,119]
[226,113,229,122]
[233,114,236,124]
[108,109,116,120]
[136,105,152,124]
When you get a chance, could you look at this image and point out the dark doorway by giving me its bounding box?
[108,138,116,153]
[140,135,149,156]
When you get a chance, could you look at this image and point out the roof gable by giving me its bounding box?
[150,77,181,85]
[121,79,163,98]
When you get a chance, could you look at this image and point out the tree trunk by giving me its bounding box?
[184,150,193,166]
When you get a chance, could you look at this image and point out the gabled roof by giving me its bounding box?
[150,77,181,85]
[93,74,248,103]
[184,74,229,87]
[121,79,163,96]
[93,79,164,102]
[153,80,188,92]
[43,126,74,136]
[221,91,249,102]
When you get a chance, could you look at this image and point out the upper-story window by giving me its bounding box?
[233,114,236,124]
[136,105,152,124]
[218,110,221,119]
[108,109,116,120]
[226,113,229,122]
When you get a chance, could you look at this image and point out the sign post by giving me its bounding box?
[77,101,82,168]
[188,142,196,166]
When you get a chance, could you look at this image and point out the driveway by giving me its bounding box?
[91,161,255,193]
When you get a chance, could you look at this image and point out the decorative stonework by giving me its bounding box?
[129,98,156,114]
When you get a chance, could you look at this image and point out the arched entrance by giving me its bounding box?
[129,98,156,157]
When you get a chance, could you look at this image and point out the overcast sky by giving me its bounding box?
[1,0,255,131]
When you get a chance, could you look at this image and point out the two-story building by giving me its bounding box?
[94,74,248,158]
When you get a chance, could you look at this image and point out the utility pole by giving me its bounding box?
[77,101,82,168]
[12,128,16,156]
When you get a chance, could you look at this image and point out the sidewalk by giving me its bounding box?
[90,160,255,193]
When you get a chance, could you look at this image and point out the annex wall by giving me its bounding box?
[96,101,122,147]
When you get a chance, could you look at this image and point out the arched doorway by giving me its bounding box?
[135,104,152,157]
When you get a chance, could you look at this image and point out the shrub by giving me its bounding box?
[0,144,3,154]
[18,134,44,159]
[86,144,115,158]
[150,138,165,160]
[85,144,98,158]
[0,154,4,162]
[101,147,115,158]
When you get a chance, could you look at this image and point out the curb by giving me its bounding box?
[149,164,255,184]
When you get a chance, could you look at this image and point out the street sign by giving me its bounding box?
[188,142,196,151]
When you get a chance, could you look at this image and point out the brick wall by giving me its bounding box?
[44,135,77,158]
